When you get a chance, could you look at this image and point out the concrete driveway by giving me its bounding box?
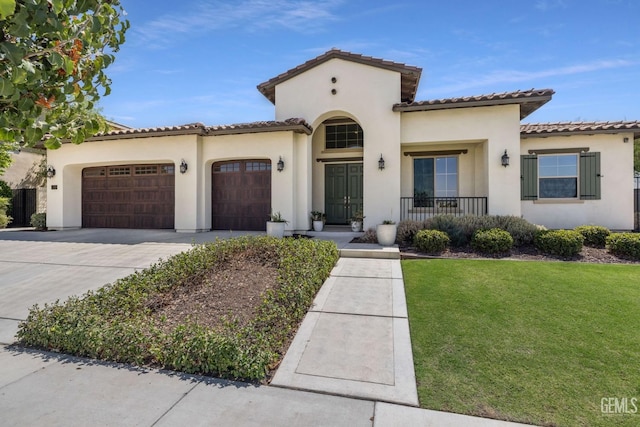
[0,228,260,344]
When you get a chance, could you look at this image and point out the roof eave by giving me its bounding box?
[393,94,553,119]
[521,128,640,139]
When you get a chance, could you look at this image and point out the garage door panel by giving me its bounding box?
[82,164,174,229]
[212,160,271,231]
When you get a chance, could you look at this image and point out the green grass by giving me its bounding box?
[403,259,640,427]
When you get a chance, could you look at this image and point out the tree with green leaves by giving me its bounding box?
[0,0,129,154]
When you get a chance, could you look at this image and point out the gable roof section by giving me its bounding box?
[76,118,312,143]
[393,88,554,120]
[257,49,422,104]
[521,121,640,139]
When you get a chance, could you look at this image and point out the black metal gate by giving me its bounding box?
[635,175,639,231]
[10,188,36,227]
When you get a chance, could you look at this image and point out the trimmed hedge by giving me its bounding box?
[534,229,584,257]
[471,228,513,255]
[414,229,450,254]
[17,236,339,380]
[606,233,640,260]
[0,197,11,229]
[574,225,610,248]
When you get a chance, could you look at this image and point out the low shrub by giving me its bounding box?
[17,236,339,380]
[414,229,450,254]
[396,220,423,244]
[534,229,584,257]
[471,228,513,255]
[426,215,466,247]
[606,233,640,260]
[360,227,377,243]
[492,216,539,246]
[30,212,46,229]
[574,225,610,248]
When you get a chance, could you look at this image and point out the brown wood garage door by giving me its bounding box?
[212,160,271,231]
[82,164,175,229]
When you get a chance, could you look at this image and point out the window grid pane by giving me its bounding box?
[538,154,578,198]
[325,123,363,149]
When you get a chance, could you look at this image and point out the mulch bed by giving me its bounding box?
[147,250,280,333]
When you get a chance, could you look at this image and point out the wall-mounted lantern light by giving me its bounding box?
[501,150,510,167]
[277,156,285,172]
[623,137,629,143]
[179,159,188,174]
[46,165,56,178]
[378,154,385,170]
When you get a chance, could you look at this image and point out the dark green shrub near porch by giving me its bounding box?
[534,229,584,257]
[574,225,610,247]
[414,229,450,254]
[17,236,339,380]
[606,233,640,260]
[471,228,513,255]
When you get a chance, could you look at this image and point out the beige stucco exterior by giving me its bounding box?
[520,133,635,230]
[45,50,638,232]
[1,149,47,214]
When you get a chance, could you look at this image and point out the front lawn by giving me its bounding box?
[403,259,640,427]
[17,236,338,381]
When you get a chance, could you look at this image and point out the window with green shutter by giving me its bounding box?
[520,151,601,200]
[521,155,538,200]
[579,152,601,200]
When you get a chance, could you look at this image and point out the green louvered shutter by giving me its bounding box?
[580,152,601,200]
[521,155,538,200]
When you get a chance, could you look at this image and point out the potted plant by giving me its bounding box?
[350,210,365,232]
[266,211,287,238]
[310,211,325,232]
[376,220,397,246]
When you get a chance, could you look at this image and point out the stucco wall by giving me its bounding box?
[520,133,634,230]
[275,58,402,227]
[400,105,522,217]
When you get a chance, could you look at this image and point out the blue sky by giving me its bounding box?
[101,0,640,128]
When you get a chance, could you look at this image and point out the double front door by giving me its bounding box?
[325,163,363,224]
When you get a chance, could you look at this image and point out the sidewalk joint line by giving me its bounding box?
[150,382,199,426]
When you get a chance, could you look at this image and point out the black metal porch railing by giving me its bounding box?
[400,197,488,222]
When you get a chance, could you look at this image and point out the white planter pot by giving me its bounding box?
[266,221,286,238]
[351,221,363,232]
[376,224,397,246]
[312,220,324,232]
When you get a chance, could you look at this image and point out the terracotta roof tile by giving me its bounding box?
[521,121,640,138]
[393,88,555,119]
[83,118,312,142]
[257,48,422,104]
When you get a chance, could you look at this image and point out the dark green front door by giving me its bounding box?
[325,163,363,224]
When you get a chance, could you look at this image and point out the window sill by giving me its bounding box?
[533,199,584,204]
[321,148,364,154]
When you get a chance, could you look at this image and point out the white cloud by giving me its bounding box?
[427,59,636,96]
[134,0,343,46]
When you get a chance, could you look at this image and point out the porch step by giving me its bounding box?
[339,243,400,260]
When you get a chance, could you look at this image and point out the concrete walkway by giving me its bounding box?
[0,229,534,426]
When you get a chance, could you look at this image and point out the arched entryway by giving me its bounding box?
[211,159,271,230]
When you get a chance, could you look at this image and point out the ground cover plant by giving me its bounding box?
[403,259,640,427]
[17,236,338,381]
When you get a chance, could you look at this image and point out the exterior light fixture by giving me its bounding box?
[501,150,510,167]
[179,159,188,174]
[46,165,56,178]
[623,137,629,143]
[378,154,385,170]
[277,156,285,172]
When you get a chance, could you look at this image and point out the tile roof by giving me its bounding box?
[521,121,640,138]
[82,118,312,142]
[257,48,422,104]
[393,89,555,119]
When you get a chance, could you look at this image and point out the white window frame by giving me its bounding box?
[538,153,579,200]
